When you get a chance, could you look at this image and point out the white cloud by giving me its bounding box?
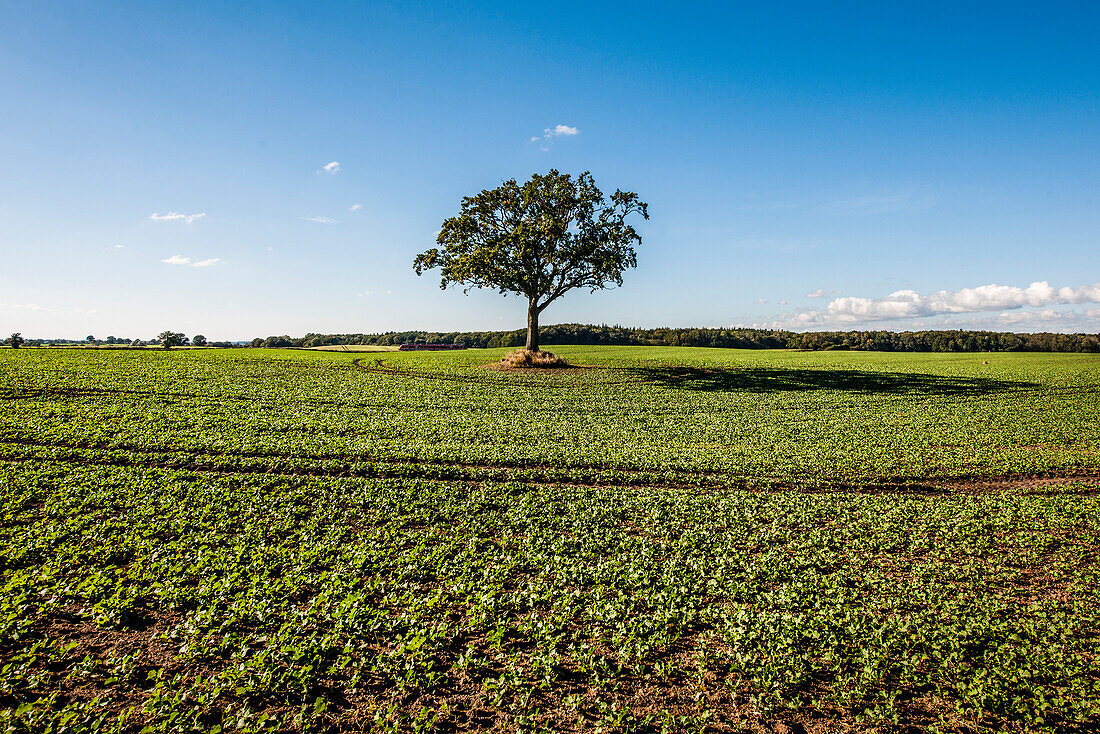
[300,216,336,223]
[113,244,125,249]
[1057,283,1100,303]
[806,289,841,298]
[755,279,1100,331]
[822,280,1100,322]
[996,308,1066,325]
[754,298,768,304]
[530,124,580,149]
[546,124,578,137]
[0,302,52,312]
[162,255,223,268]
[321,161,340,174]
[778,300,788,305]
[150,212,206,224]
[349,203,362,211]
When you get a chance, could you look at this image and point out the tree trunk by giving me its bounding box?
[526,300,540,352]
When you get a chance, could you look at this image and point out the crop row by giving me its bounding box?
[1,348,1098,484]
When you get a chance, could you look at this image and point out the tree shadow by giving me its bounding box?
[625,366,1038,396]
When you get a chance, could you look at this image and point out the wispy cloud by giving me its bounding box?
[546,124,578,137]
[0,302,53,312]
[162,255,223,268]
[300,216,336,224]
[806,289,841,298]
[754,298,768,304]
[530,123,580,150]
[320,161,340,174]
[349,203,362,211]
[740,188,936,215]
[113,244,125,249]
[995,308,1066,325]
[816,191,935,215]
[150,212,206,224]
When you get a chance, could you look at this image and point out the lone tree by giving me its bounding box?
[157,331,189,349]
[7,333,24,349]
[414,170,648,352]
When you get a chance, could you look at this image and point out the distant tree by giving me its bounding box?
[86,335,96,344]
[7,333,24,349]
[414,170,648,352]
[157,331,188,349]
[191,334,208,347]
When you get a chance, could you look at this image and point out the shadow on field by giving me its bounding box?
[626,366,1037,396]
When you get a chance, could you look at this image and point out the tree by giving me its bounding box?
[413,170,648,352]
[192,334,208,347]
[157,331,188,349]
[7,333,24,349]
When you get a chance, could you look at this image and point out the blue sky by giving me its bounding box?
[2,1,1098,340]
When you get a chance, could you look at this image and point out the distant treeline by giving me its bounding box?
[249,323,1100,352]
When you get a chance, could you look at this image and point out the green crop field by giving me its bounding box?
[2,346,1099,733]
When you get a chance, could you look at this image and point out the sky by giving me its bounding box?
[1,1,1098,340]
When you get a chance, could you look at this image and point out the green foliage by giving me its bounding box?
[414,170,647,301]
[5,333,22,349]
[1,347,1098,731]
[156,331,189,349]
[414,170,647,350]
[250,324,1100,353]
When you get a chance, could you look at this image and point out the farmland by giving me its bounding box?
[2,346,1099,733]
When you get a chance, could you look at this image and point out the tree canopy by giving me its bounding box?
[413,170,648,351]
[157,331,189,349]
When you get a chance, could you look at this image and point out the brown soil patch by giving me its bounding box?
[0,606,188,726]
[929,472,1100,494]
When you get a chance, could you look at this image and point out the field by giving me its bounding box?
[304,346,401,353]
[2,346,1099,733]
